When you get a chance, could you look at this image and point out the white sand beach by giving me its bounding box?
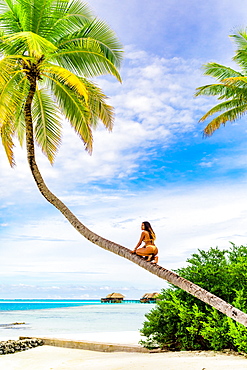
[0,331,247,370]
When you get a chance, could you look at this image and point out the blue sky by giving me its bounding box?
[1,0,247,299]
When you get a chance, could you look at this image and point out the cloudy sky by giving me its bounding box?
[1,0,247,299]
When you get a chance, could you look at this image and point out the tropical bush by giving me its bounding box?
[140,243,247,352]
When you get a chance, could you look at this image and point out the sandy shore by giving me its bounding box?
[0,331,246,370]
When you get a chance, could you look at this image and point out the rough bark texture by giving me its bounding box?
[24,75,247,328]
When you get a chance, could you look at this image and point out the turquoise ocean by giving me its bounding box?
[0,299,155,340]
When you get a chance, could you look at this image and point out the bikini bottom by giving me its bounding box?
[146,245,158,255]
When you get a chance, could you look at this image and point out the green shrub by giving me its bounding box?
[140,244,247,352]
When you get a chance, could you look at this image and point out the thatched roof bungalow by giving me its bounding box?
[140,292,159,303]
[101,292,125,303]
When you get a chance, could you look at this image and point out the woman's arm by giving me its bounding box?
[132,231,145,253]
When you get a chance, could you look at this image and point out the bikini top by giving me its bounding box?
[144,238,155,244]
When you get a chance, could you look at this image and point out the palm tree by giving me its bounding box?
[195,30,247,135]
[1,0,247,328]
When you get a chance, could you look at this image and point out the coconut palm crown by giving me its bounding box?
[0,0,123,166]
[195,30,247,136]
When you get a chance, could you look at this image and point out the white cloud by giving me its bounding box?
[1,181,247,291]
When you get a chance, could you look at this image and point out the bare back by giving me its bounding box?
[142,230,155,246]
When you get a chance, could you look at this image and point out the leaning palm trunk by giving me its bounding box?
[24,80,247,328]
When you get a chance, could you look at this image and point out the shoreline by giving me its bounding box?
[0,331,247,369]
[0,330,143,345]
[38,330,144,345]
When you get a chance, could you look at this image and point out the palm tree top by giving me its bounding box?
[0,0,123,166]
[0,0,123,76]
[195,29,247,136]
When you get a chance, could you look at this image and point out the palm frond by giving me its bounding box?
[0,68,27,126]
[57,18,123,69]
[53,40,122,81]
[0,0,22,34]
[196,49,247,135]
[16,0,66,35]
[47,0,93,41]
[41,62,88,101]
[199,99,246,122]
[195,83,238,99]
[230,29,247,50]
[14,0,34,31]
[201,62,243,81]
[33,88,62,163]
[17,0,74,41]
[0,120,15,166]
[82,78,114,130]
[32,0,53,34]
[233,49,247,72]
[48,76,93,152]
[0,58,29,149]
[2,31,57,57]
[65,0,93,20]
[14,101,26,145]
[20,0,54,34]
[0,54,32,71]
[0,0,14,13]
[203,105,247,136]
[222,76,247,87]
[0,55,18,79]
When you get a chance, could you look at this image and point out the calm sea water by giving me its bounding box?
[0,299,155,340]
[0,299,101,312]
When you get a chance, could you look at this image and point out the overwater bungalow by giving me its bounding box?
[140,292,160,303]
[101,292,125,303]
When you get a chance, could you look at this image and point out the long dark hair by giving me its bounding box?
[143,221,156,241]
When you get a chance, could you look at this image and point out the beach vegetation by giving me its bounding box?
[140,243,247,353]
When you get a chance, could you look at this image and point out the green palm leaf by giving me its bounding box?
[13,95,26,146]
[222,76,247,88]
[204,105,247,136]
[201,63,243,80]
[33,88,61,163]
[0,0,22,34]
[2,31,57,57]
[199,99,247,122]
[0,57,29,153]
[0,67,25,125]
[41,62,88,101]
[53,40,122,81]
[0,0,14,13]
[0,120,15,166]
[230,29,247,50]
[82,78,114,130]
[49,77,93,152]
[0,56,25,166]
[233,49,247,72]
[19,0,92,42]
[58,18,123,68]
[48,74,114,153]
[48,0,93,40]
[195,83,238,99]
[21,0,54,35]
[196,32,247,135]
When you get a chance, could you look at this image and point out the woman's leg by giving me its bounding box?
[151,255,158,263]
[146,248,158,262]
[137,246,158,264]
[136,246,155,257]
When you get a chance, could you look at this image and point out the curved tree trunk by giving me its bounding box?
[24,77,247,328]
